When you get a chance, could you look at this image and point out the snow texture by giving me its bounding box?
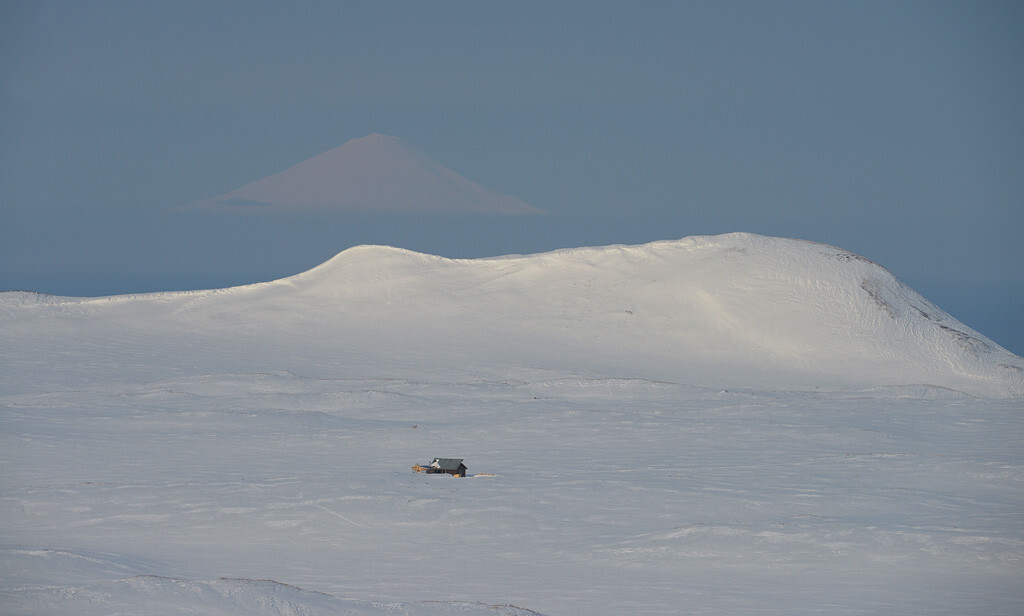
[1,233,1022,615]
[181,134,545,215]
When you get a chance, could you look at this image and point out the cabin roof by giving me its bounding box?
[430,458,466,471]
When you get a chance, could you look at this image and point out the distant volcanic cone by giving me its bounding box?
[181,134,546,215]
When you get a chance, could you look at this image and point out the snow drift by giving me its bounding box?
[1,233,1020,397]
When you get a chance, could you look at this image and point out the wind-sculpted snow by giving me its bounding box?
[2,234,1023,615]
[0,551,547,616]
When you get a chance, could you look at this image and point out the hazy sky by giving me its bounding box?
[2,2,1022,313]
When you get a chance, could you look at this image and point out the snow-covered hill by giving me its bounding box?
[1,234,1022,615]
[2,233,1020,397]
[181,134,545,215]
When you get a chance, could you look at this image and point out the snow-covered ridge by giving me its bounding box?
[1,233,1021,396]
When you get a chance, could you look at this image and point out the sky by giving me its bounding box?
[1,1,1022,350]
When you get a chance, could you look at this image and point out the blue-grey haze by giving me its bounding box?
[2,1,1022,354]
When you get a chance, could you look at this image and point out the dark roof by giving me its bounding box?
[431,458,466,471]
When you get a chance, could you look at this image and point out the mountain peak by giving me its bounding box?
[352,132,404,144]
[181,135,545,216]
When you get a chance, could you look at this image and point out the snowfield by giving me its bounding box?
[1,233,1022,615]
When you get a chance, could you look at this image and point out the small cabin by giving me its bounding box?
[412,457,468,477]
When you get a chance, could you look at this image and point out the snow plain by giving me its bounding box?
[2,233,1022,615]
